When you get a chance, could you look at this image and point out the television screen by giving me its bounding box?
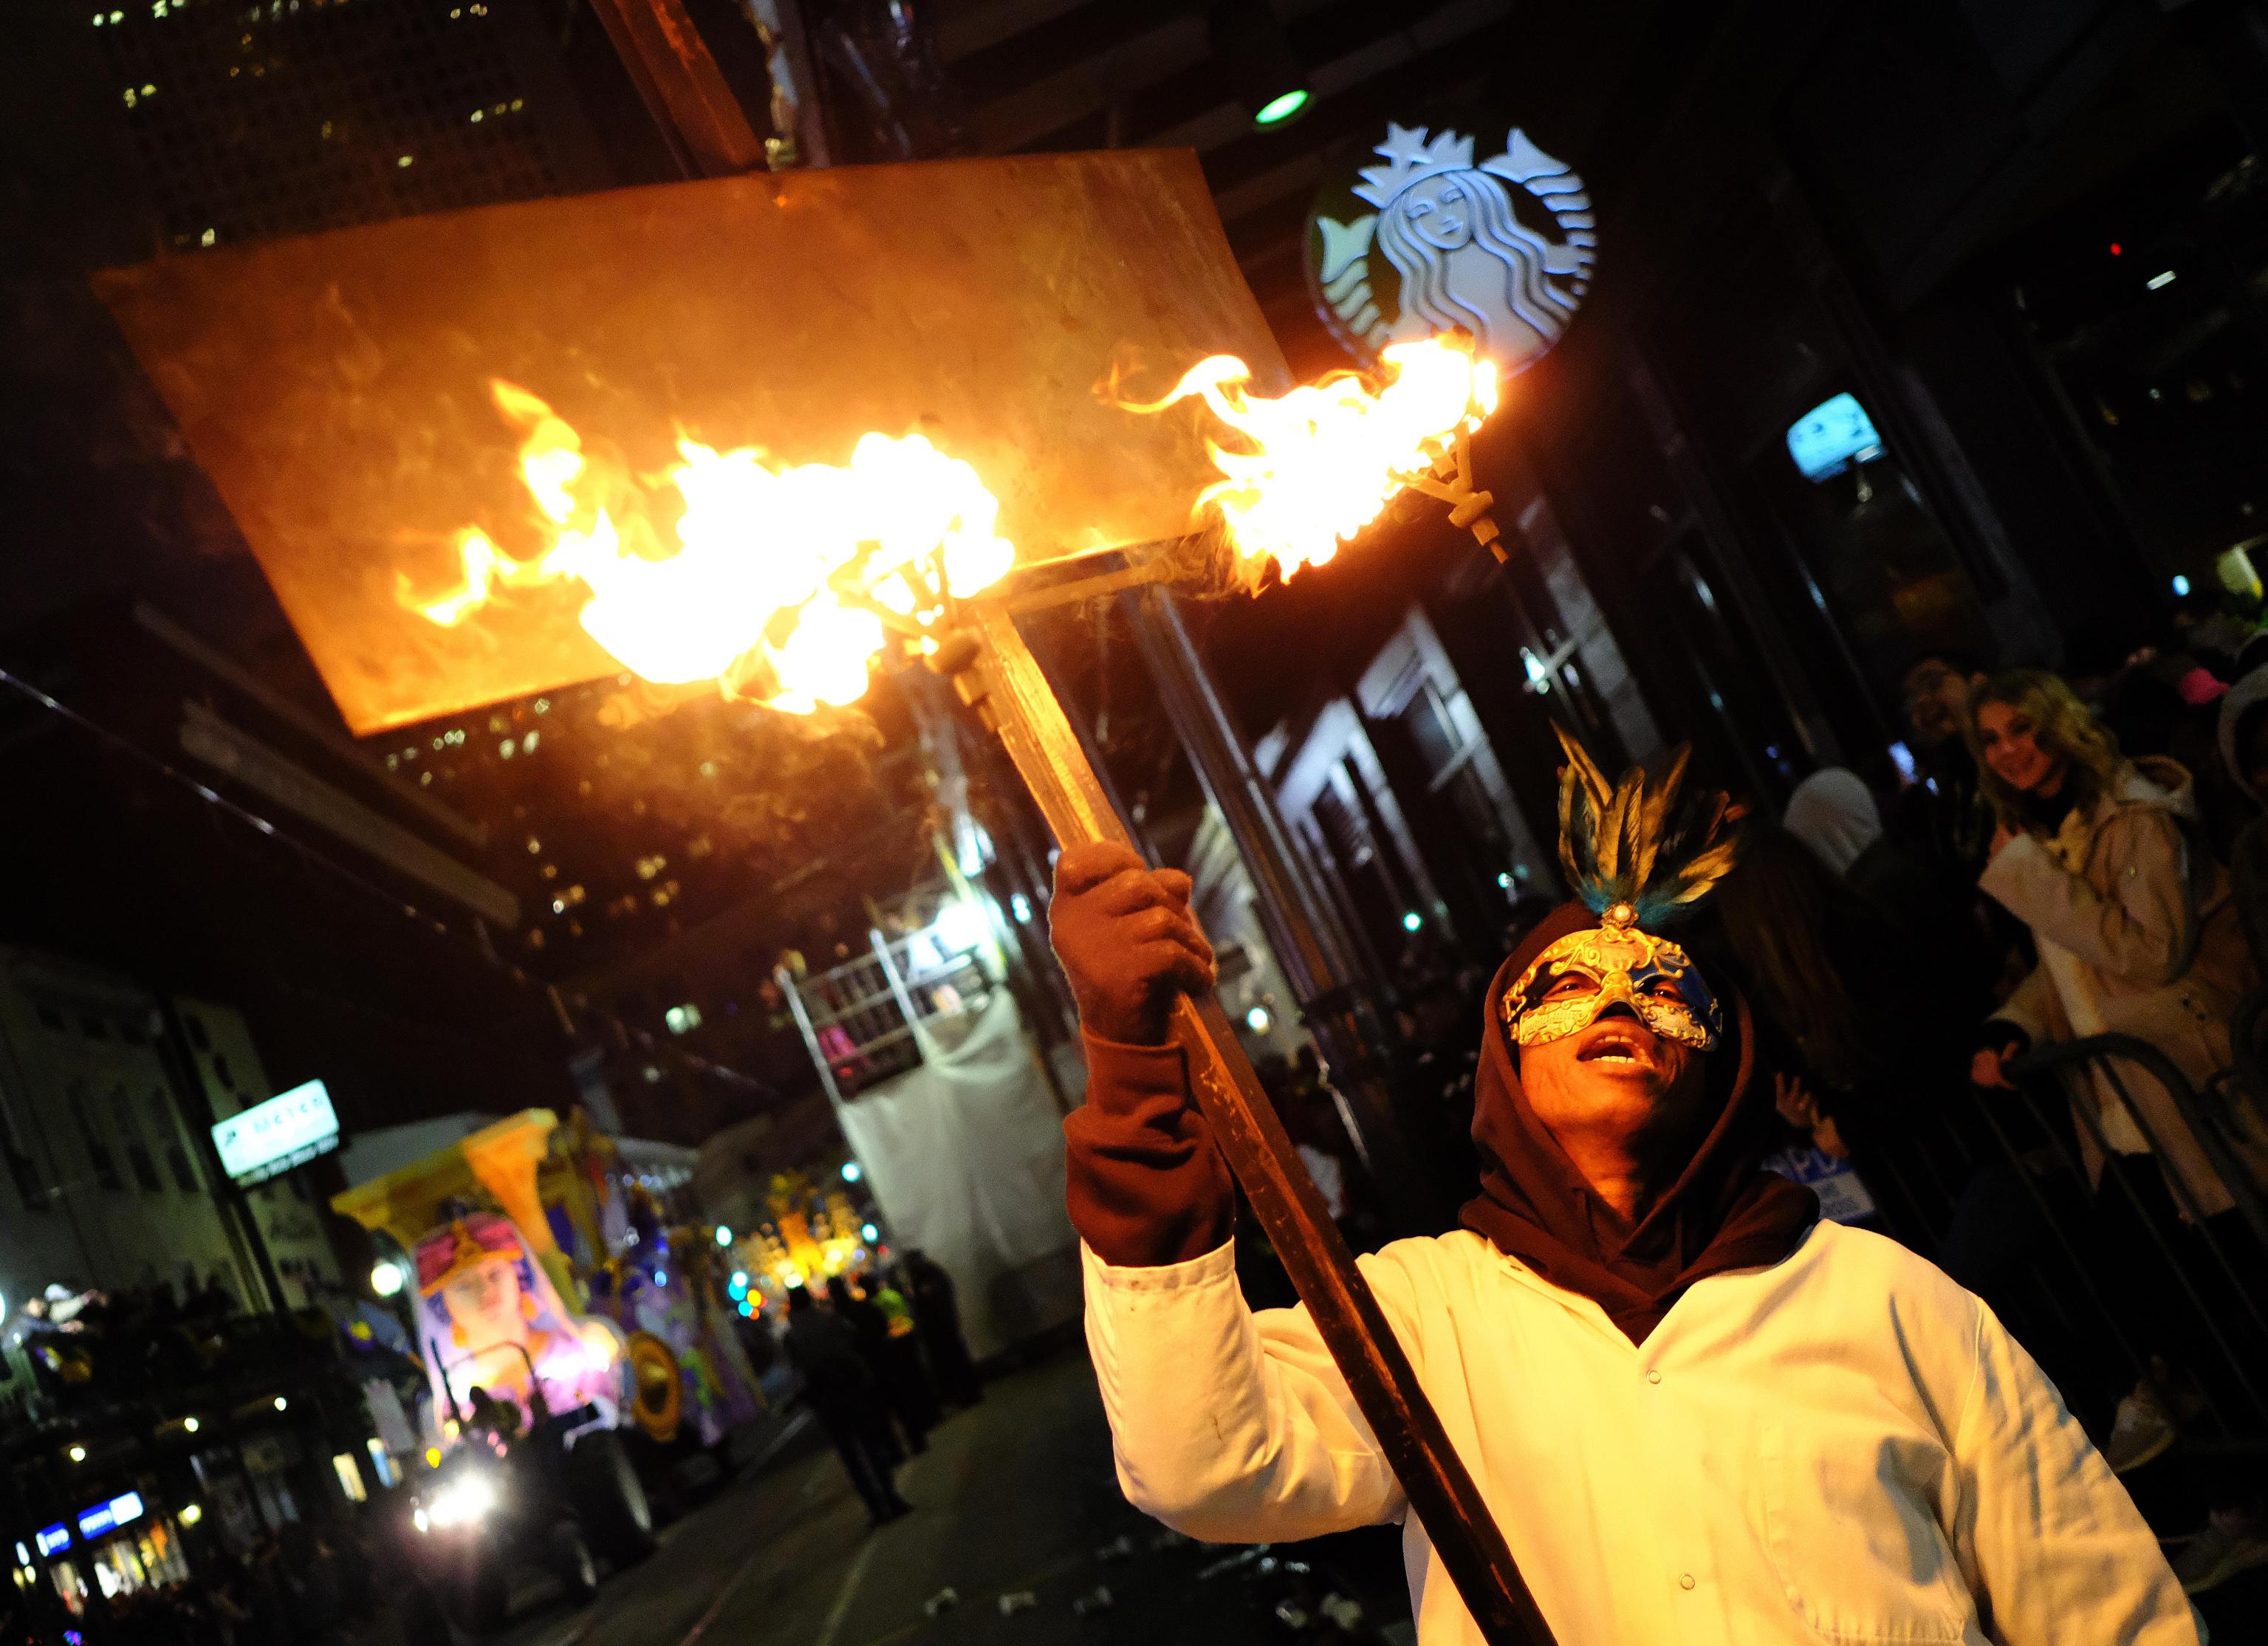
[1786,391,1884,481]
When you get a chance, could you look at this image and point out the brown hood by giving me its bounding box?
[1459,902,1817,1345]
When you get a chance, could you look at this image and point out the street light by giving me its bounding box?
[840,1162,862,1184]
[715,1226,733,1246]
[934,897,989,954]
[370,1260,405,1298]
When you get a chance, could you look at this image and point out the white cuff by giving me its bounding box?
[1080,1237,1236,1294]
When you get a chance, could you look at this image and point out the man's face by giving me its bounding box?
[1902,659,1974,749]
[1520,1004,1710,1167]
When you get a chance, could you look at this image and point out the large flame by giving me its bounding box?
[401,382,1016,713]
[1122,335,1498,579]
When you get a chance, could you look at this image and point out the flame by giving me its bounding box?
[401,381,1015,713]
[1121,335,1498,579]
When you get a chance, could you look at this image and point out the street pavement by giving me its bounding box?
[362,1342,1412,1646]
[356,1341,2264,1646]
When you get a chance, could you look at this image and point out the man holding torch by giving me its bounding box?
[1050,734,2199,1645]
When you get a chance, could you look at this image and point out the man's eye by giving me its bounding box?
[1543,974,1595,999]
[1641,978,1685,1003]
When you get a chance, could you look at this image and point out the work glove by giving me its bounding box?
[1049,843,1233,1266]
[1048,842,1216,1045]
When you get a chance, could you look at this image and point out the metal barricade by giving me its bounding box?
[1964,1033,2268,1439]
[775,905,996,1108]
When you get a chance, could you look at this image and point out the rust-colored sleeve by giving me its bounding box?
[1063,1033,1235,1268]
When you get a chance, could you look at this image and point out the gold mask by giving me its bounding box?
[1500,902,1721,1052]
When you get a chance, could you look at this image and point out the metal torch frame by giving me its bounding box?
[931,577,1546,1646]
[885,441,1538,1645]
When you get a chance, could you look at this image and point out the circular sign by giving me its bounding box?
[1306,123,1596,377]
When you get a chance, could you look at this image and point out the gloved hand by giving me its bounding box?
[1050,843,1233,1266]
[1049,842,1216,1045]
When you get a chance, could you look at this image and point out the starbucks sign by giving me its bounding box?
[1306,123,1596,376]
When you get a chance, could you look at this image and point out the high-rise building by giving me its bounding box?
[75,0,617,255]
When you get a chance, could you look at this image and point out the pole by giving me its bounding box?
[586,0,771,179]
[1121,584,1440,1230]
[950,604,1554,1646]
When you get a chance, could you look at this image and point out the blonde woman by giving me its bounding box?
[1967,669,2267,1503]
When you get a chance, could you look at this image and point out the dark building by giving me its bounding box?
[956,1,2268,970]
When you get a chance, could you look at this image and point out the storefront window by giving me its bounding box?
[1748,389,1997,692]
[1649,215,1998,769]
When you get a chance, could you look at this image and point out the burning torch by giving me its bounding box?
[93,142,1544,1646]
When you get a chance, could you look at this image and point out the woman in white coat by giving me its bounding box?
[1964,669,2267,1575]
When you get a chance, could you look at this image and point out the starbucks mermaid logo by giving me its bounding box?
[1310,124,1595,376]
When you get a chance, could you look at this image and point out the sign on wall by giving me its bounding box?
[1306,123,1595,377]
[212,1078,339,1186]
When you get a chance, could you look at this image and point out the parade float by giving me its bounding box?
[331,1109,763,1635]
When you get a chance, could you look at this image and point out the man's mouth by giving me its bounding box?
[1577,1025,1651,1066]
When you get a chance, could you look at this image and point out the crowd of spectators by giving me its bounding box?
[1713,604,2268,1599]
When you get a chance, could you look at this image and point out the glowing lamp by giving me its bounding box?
[1254,89,1309,126]
[934,898,989,954]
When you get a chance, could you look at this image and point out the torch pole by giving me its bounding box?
[950,603,1555,1646]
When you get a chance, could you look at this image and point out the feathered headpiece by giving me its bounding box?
[1501,730,1743,1052]
[1553,727,1740,930]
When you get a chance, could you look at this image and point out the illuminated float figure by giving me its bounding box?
[414,1213,623,1430]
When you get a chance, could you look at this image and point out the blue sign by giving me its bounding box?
[75,1492,143,1540]
[34,1524,69,1557]
[1786,391,1883,481]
